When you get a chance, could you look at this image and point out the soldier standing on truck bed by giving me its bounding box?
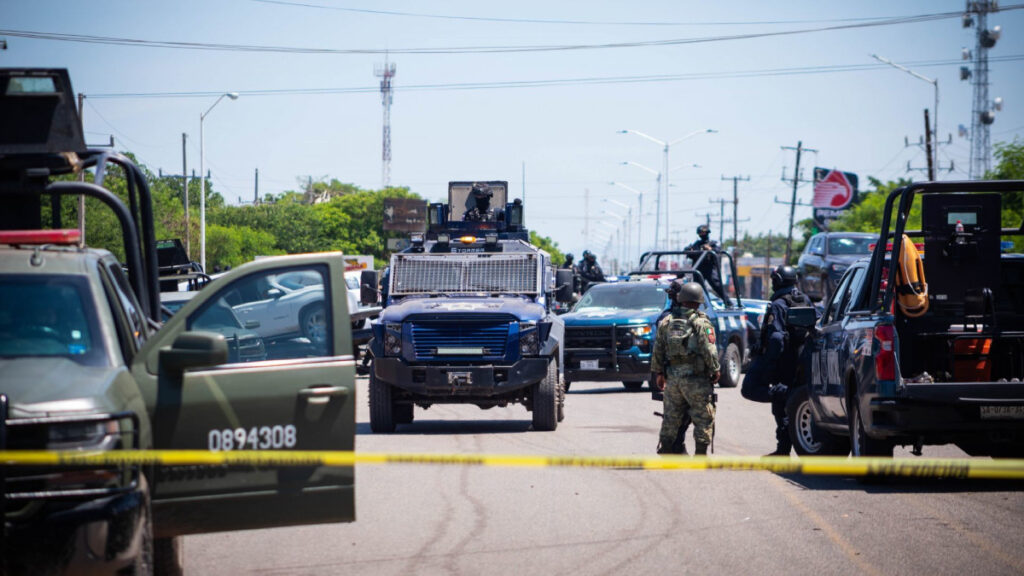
[578,250,606,292]
[685,224,731,306]
[652,281,721,456]
[741,265,815,456]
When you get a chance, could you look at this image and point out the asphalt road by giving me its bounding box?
[185,376,1024,575]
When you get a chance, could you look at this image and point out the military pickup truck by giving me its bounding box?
[0,68,356,575]
[361,181,574,432]
[789,180,1024,458]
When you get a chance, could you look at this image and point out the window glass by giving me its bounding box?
[107,263,147,349]
[188,266,330,363]
[0,275,107,366]
[828,236,873,256]
[574,284,667,312]
[841,267,868,316]
[823,269,855,324]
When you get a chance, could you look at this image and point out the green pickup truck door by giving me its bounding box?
[133,253,356,537]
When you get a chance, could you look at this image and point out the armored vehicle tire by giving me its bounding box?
[301,303,328,345]
[154,535,184,576]
[622,381,644,390]
[369,372,397,433]
[532,360,558,431]
[849,397,893,457]
[787,386,850,456]
[395,402,414,425]
[717,343,741,388]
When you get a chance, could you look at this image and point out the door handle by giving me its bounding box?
[299,385,350,405]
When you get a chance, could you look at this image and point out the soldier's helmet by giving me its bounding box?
[470,182,493,198]
[564,253,574,263]
[677,281,704,305]
[697,224,711,238]
[583,250,595,261]
[771,265,798,291]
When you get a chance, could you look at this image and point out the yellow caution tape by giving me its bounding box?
[1,450,1023,479]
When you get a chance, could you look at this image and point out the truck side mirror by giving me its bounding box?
[360,270,380,306]
[160,331,229,375]
[555,269,575,303]
[787,307,817,329]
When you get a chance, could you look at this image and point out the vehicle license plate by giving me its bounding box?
[980,405,1024,420]
[447,372,473,386]
[580,359,599,370]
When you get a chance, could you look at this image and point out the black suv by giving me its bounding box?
[797,232,875,302]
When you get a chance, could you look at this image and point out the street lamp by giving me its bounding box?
[199,91,239,272]
[872,53,939,179]
[619,128,717,249]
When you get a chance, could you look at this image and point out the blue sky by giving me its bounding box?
[3,1,1023,265]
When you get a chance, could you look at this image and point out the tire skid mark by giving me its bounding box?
[901,493,1024,573]
[438,435,489,575]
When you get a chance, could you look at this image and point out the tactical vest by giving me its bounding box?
[664,311,708,377]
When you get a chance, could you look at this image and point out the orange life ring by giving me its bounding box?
[896,234,928,317]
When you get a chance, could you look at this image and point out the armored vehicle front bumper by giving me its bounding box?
[374,356,549,397]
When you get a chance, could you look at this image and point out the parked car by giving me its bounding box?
[224,270,328,348]
[161,291,268,363]
[797,232,875,302]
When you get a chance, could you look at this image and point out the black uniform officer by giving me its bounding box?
[578,250,606,292]
[685,225,731,306]
[740,265,814,456]
[463,182,497,222]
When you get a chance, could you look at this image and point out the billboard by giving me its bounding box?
[383,198,428,232]
[812,167,858,222]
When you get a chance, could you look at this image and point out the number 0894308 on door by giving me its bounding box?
[208,424,298,451]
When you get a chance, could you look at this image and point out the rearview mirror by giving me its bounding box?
[360,270,380,306]
[266,288,283,299]
[787,307,817,329]
[555,269,575,303]
[160,331,229,375]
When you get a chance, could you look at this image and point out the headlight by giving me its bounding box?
[629,325,652,338]
[520,322,540,355]
[384,323,402,356]
[48,419,121,450]
[829,263,848,273]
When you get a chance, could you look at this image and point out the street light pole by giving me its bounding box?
[620,161,659,248]
[605,198,633,269]
[872,53,939,180]
[199,92,239,272]
[611,180,646,263]
[619,128,717,249]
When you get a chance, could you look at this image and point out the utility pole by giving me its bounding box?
[182,133,189,258]
[77,93,86,243]
[721,174,749,248]
[924,109,935,180]
[583,188,590,251]
[375,56,397,189]
[781,141,817,262]
[254,168,259,204]
[709,198,728,243]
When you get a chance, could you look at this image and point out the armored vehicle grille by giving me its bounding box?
[392,254,538,295]
[411,320,511,359]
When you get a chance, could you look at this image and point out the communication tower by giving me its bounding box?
[961,1,1003,179]
[375,58,397,189]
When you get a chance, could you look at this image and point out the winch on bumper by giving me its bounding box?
[373,356,550,397]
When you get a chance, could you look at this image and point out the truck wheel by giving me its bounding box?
[395,402,414,425]
[622,381,644,390]
[563,380,571,392]
[557,374,566,423]
[153,536,184,576]
[369,372,396,433]
[717,343,741,388]
[787,387,850,456]
[849,397,893,457]
[532,360,558,431]
[300,303,327,346]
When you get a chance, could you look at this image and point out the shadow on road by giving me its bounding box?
[778,471,1024,493]
[568,386,652,395]
[357,420,534,436]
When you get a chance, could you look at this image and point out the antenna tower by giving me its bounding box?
[375,57,397,189]
[962,1,1003,179]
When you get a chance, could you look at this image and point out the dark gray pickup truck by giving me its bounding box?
[789,180,1024,458]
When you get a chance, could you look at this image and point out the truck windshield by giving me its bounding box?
[829,236,873,255]
[575,284,667,312]
[0,275,107,366]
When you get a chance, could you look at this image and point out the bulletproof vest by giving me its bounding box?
[664,311,707,377]
[780,291,814,348]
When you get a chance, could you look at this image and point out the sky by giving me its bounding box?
[3,0,1024,267]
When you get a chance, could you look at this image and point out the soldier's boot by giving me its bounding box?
[765,426,792,457]
[670,417,691,455]
[694,442,709,456]
[656,439,671,454]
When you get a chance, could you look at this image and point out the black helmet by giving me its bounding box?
[771,265,798,291]
[565,253,574,263]
[583,250,596,261]
[665,279,682,300]
[697,224,711,238]
[470,182,493,198]
[677,281,704,305]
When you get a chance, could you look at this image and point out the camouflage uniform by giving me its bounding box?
[652,306,721,449]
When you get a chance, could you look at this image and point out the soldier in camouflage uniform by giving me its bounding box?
[652,281,721,455]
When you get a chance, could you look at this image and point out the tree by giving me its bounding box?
[529,232,564,266]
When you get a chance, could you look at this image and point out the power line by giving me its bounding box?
[6,8,1022,56]
[83,54,1024,99]
[248,1,946,27]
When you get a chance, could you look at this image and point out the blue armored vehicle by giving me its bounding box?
[362,181,575,432]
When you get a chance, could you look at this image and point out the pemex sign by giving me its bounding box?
[812,167,858,223]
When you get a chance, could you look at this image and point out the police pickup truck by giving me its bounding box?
[790,180,1024,458]
[563,250,748,391]
[1,69,356,575]
[361,181,574,432]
